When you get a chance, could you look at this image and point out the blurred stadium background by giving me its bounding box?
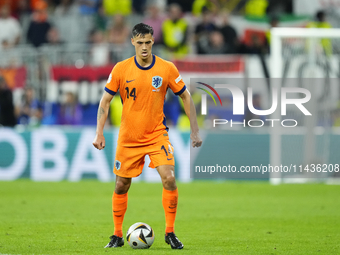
[1,0,340,182]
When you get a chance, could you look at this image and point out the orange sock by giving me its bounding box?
[112,192,128,237]
[162,188,178,234]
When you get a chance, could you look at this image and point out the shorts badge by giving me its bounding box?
[115,160,121,170]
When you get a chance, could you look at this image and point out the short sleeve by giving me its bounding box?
[168,62,186,96]
[104,63,121,95]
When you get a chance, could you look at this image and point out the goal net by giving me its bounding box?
[270,28,340,184]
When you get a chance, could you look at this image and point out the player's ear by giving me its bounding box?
[131,37,134,46]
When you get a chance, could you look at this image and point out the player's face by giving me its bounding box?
[131,34,154,60]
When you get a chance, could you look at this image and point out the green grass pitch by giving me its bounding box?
[0,180,339,254]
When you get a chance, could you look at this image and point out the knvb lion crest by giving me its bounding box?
[115,160,121,170]
[152,76,163,89]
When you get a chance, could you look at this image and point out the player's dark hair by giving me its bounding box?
[132,23,154,38]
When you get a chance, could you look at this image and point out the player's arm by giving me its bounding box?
[179,89,202,148]
[92,91,114,150]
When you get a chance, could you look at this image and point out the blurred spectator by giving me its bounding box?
[167,0,192,13]
[94,2,107,31]
[143,4,165,45]
[57,91,82,125]
[239,30,267,55]
[31,0,43,10]
[0,0,21,18]
[0,5,21,50]
[90,29,109,66]
[307,10,332,56]
[162,3,188,57]
[102,0,131,16]
[192,0,208,16]
[31,0,58,13]
[149,0,166,12]
[107,14,130,45]
[15,0,31,19]
[219,12,238,54]
[194,7,216,54]
[193,0,230,16]
[76,0,99,15]
[199,30,229,54]
[26,1,52,47]
[0,76,16,127]
[132,0,146,14]
[16,86,42,126]
[54,0,80,43]
[245,0,268,17]
[47,26,63,45]
[194,0,229,16]
[308,10,332,29]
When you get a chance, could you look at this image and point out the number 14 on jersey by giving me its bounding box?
[125,87,136,100]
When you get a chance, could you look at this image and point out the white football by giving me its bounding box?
[126,222,155,249]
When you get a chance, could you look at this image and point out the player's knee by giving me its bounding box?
[115,178,131,194]
[162,175,176,190]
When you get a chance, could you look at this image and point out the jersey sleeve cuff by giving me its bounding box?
[105,87,116,96]
[174,85,186,96]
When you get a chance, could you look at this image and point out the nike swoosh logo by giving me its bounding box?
[167,158,173,160]
[126,79,135,83]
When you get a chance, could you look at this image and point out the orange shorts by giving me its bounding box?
[113,139,175,178]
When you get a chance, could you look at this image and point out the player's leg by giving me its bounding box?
[113,175,131,235]
[106,145,146,248]
[157,165,177,234]
[105,176,131,248]
[148,140,183,249]
[156,165,183,249]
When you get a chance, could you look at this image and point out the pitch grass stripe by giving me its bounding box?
[197,87,217,106]
[1,181,340,254]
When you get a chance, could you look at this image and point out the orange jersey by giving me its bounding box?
[105,55,186,147]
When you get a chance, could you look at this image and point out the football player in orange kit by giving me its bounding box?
[93,23,202,249]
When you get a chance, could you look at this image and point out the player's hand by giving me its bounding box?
[93,133,106,150]
[191,132,202,148]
